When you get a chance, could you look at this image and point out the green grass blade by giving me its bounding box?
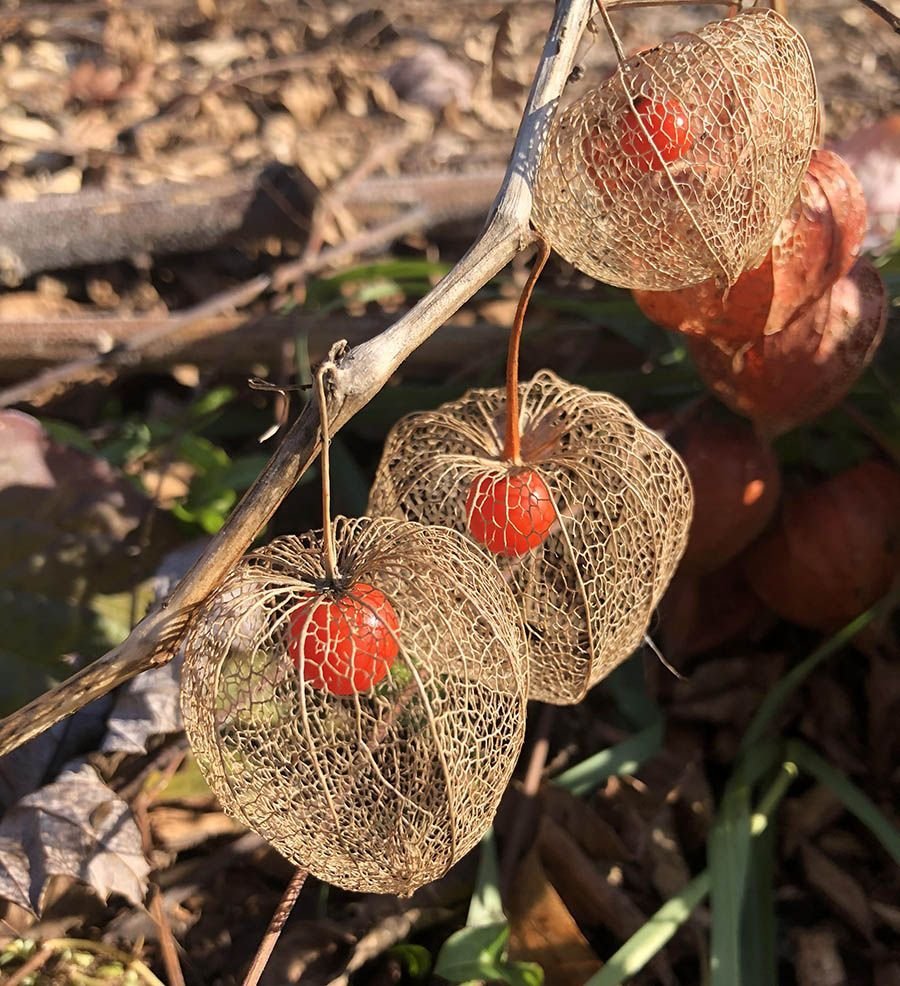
[583,760,798,986]
[740,593,899,752]
[740,824,777,986]
[709,782,752,986]
[583,872,711,986]
[553,720,663,797]
[786,740,900,865]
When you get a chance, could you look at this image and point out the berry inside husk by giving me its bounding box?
[620,97,692,171]
[288,582,399,695]
[466,468,556,557]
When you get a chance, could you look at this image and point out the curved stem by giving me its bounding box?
[503,238,551,464]
[242,867,309,986]
[315,368,339,583]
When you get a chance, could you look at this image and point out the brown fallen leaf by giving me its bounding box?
[793,925,847,986]
[874,962,900,986]
[538,783,632,863]
[507,844,602,986]
[783,785,844,856]
[645,806,692,902]
[669,653,785,727]
[537,816,675,986]
[149,807,245,852]
[801,843,874,941]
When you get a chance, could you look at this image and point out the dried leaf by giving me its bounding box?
[0,695,112,810]
[508,845,602,986]
[874,963,900,986]
[539,784,632,863]
[801,843,873,941]
[149,806,243,852]
[102,658,182,755]
[490,10,530,100]
[0,761,149,913]
[0,835,31,911]
[101,541,206,754]
[793,926,847,986]
[670,653,785,727]
[783,785,844,856]
[537,816,675,985]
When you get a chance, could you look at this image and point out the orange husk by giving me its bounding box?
[743,460,900,631]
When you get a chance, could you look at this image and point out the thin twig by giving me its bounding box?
[503,238,551,464]
[0,0,594,759]
[149,888,187,986]
[6,945,54,986]
[315,365,340,582]
[242,867,309,986]
[854,0,900,33]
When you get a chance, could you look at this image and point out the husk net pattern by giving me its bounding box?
[181,516,528,895]
[368,371,693,705]
[532,9,818,290]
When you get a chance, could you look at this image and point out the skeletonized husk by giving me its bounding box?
[368,370,693,704]
[532,9,818,290]
[181,516,528,895]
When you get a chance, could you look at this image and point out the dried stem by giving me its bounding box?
[854,0,900,33]
[315,366,340,582]
[241,867,309,986]
[503,238,551,463]
[0,0,594,759]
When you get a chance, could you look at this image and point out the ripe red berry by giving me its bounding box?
[287,582,399,696]
[619,97,692,171]
[466,468,556,558]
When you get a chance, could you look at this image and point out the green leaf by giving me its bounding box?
[388,943,432,980]
[505,961,544,986]
[187,386,236,419]
[175,433,229,473]
[786,740,900,865]
[709,783,752,986]
[554,719,663,797]
[584,872,711,986]
[434,923,510,982]
[467,829,505,928]
[741,823,776,986]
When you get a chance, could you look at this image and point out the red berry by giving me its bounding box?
[619,98,692,172]
[466,468,556,558]
[287,582,399,696]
